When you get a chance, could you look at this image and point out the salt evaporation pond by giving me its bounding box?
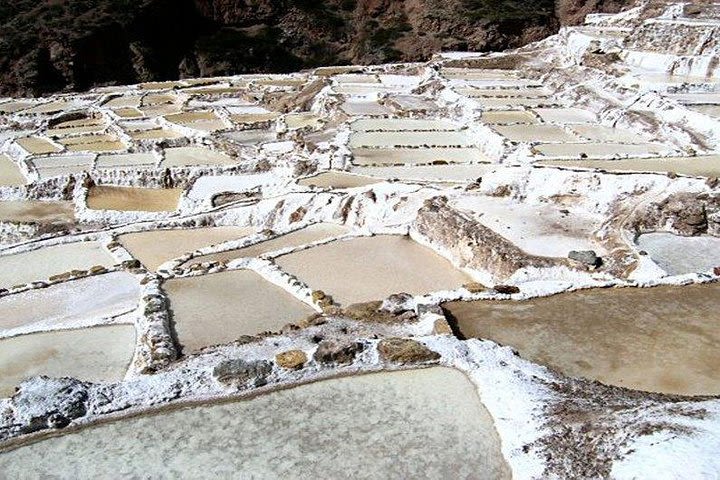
[183,223,348,267]
[0,241,116,289]
[119,226,256,270]
[297,171,381,189]
[444,283,720,395]
[636,233,720,275]
[538,155,720,178]
[165,269,315,352]
[354,164,494,183]
[86,186,183,212]
[0,154,26,186]
[0,368,510,479]
[275,235,471,305]
[161,146,236,167]
[0,272,140,333]
[0,201,74,224]
[0,324,136,397]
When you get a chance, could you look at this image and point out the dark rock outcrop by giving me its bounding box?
[0,0,634,97]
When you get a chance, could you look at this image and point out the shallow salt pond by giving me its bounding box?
[95,153,156,169]
[0,154,26,186]
[182,223,348,267]
[351,118,458,132]
[0,367,510,479]
[86,186,182,212]
[444,283,720,395]
[481,110,539,124]
[16,136,62,155]
[535,142,671,158]
[127,128,183,140]
[537,155,720,177]
[532,107,597,124]
[0,272,140,333]
[165,269,315,352]
[0,241,116,290]
[570,124,653,143]
[349,131,474,148]
[119,226,256,270]
[161,146,236,168]
[636,233,720,275]
[492,124,580,143]
[353,164,494,183]
[297,171,381,189]
[340,100,394,116]
[0,324,136,397]
[352,147,487,165]
[0,201,75,224]
[275,235,471,305]
[60,134,125,153]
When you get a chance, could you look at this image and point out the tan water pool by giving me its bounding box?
[165,269,315,352]
[537,155,720,177]
[119,226,255,270]
[16,136,62,155]
[0,367,510,479]
[86,186,182,212]
[275,235,471,305]
[444,283,720,395]
[535,142,671,158]
[352,147,487,165]
[0,154,26,186]
[182,223,348,267]
[0,201,75,224]
[0,324,136,397]
[349,131,474,148]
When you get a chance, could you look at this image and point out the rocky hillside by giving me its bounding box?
[0,0,633,96]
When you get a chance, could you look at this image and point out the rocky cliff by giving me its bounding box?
[0,0,633,96]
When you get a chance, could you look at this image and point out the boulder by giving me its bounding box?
[313,340,364,365]
[463,282,487,293]
[493,284,520,295]
[568,250,602,267]
[275,350,307,370]
[380,292,414,314]
[377,338,441,364]
[213,359,272,388]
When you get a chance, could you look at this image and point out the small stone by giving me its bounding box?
[568,250,602,267]
[47,413,71,429]
[213,359,272,388]
[377,338,441,364]
[463,282,486,293]
[313,340,364,365]
[416,303,443,316]
[433,318,453,335]
[88,265,107,275]
[380,292,414,314]
[714,266,720,276]
[311,290,326,302]
[289,206,307,223]
[493,284,520,295]
[121,259,141,269]
[276,350,307,370]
